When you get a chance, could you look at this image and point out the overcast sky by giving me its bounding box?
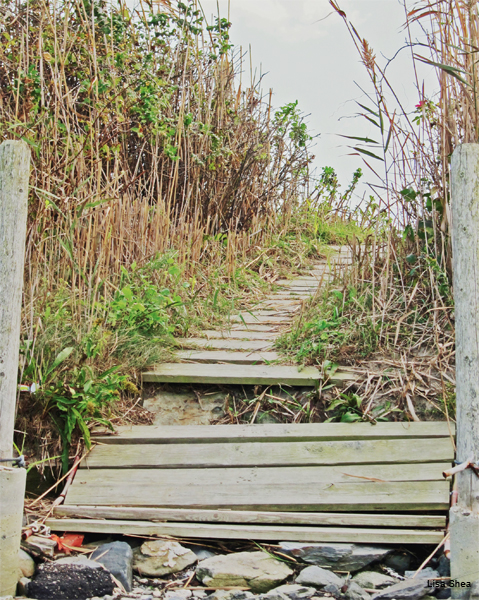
[200,0,437,202]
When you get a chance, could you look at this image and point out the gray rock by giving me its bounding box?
[280,543,391,573]
[382,552,413,574]
[18,548,35,578]
[437,556,450,578]
[206,591,255,600]
[272,584,318,600]
[16,576,30,596]
[196,551,293,593]
[259,592,290,600]
[352,572,398,590]
[405,569,438,580]
[28,559,114,599]
[435,589,451,600]
[91,541,133,592]
[133,540,197,577]
[371,578,430,600]
[188,545,217,560]
[343,582,371,600]
[22,534,57,557]
[164,590,193,600]
[295,566,343,589]
[323,583,342,598]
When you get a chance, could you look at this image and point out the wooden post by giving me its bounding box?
[0,140,30,460]
[451,143,479,595]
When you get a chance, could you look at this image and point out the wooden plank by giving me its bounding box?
[175,339,274,351]
[54,505,447,528]
[92,421,455,444]
[198,330,278,341]
[230,315,290,324]
[65,477,449,511]
[175,350,281,364]
[77,463,450,483]
[45,518,446,544]
[83,438,454,469]
[142,364,320,386]
[230,324,282,331]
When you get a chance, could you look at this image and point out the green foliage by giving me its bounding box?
[325,393,363,422]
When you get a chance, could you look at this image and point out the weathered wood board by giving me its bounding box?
[45,518,446,544]
[81,438,453,469]
[199,330,278,340]
[176,338,274,351]
[176,350,281,364]
[142,363,321,385]
[92,421,455,444]
[54,505,447,528]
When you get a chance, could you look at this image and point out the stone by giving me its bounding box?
[436,590,451,600]
[27,559,114,599]
[405,569,438,580]
[437,556,450,578]
[91,541,133,592]
[280,543,391,573]
[143,390,225,426]
[23,534,57,557]
[188,545,217,561]
[16,576,30,596]
[272,584,318,600]
[382,552,413,574]
[295,566,343,589]
[164,590,193,600]
[133,540,197,577]
[196,551,293,593]
[206,591,255,600]
[17,548,35,578]
[343,582,371,600]
[352,572,398,590]
[371,578,430,600]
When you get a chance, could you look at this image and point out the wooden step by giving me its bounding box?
[176,350,281,364]
[230,314,290,324]
[82,438,453,470]
[198,330,278,340]
[45,518,446,544]
[142,363,320,385]
[176,338,274,351]
[92,421,455,445]
[54,505,447,529]
[91,421,455,445]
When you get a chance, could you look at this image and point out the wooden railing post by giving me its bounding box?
[0,140,30,459]
[451,143,479,594]
[0,140,30,597]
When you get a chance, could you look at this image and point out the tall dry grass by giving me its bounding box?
[0,0,312,334]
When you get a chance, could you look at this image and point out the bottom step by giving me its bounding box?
[46,517,445,545]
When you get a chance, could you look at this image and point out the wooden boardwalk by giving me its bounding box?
[143,246,356,385]
[46,247,455,545]
[47,422,454,544]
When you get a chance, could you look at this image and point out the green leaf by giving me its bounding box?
[414,55,470,86]
[339,134,380,144]
[351,147,384,161]
[341,412,361,422]
[44,347,74,380]
[356,102,380,117]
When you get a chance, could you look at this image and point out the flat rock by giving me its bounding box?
[271,584,318,600]
[343,582,371,600]
[23,534,57,557]
[280,543,390,572]
[91,541,133,591]
[133,540,197,577]
[295,566,343,589]
[353,572,398,590]
[164,590,193,600]
[206,591,255,600]
[18,548,35,578]
[382,552,412,574]
[28,559,114,600]
[196,551,293,593]
[405,569,438,580]
[372,578,430,600]
[143,390,225,426]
